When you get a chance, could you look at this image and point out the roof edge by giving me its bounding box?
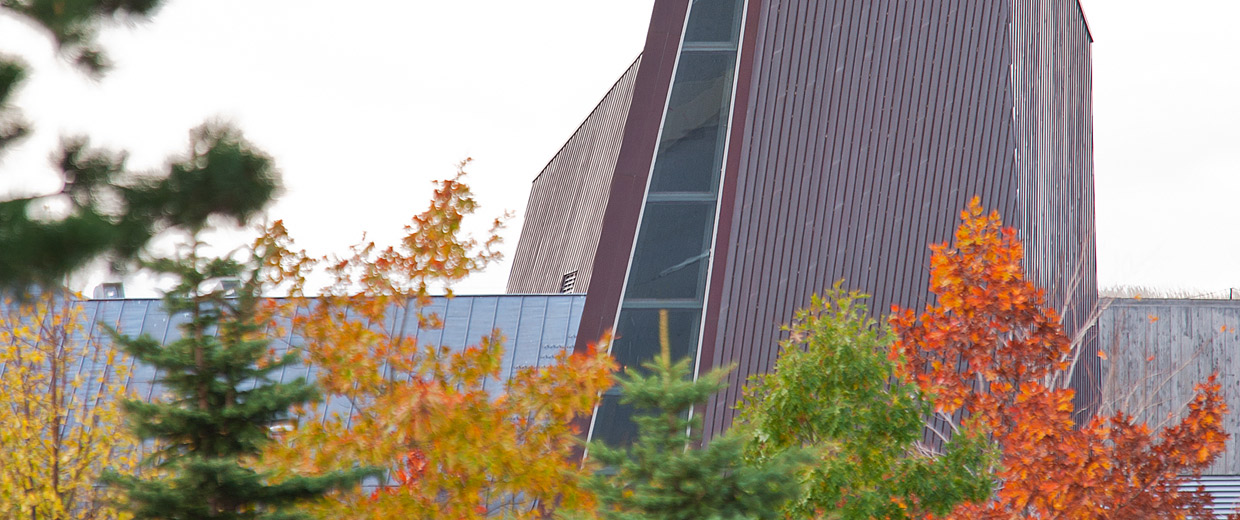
[530,54,643,185]
[78,293,586,303]
[1105,297,1240,305]
[1074,0,1094,42]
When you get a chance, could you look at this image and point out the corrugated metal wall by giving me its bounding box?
[506,59,642,294]
[1099,299,1240,476]
[1009,0,1100,418]
[702,0,1024,437]
[1184,475,1240,517]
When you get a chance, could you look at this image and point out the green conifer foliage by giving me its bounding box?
[737,284,994,519]
[0,126,279,295]
[581,327,804,520]
[104,237,374,519]
[1,1,279,295]
[1,0,162,75]
[0,57,27,151]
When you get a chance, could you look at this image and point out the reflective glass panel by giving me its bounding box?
[684,0,742,43]
[594,0,746,449]
[623,202,714,300]
[649,52,735,194]
[594,395,640,447]
[612,307,702,374]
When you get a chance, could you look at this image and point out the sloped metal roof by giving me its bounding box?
[68,294,586,422]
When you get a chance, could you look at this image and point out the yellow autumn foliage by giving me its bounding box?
[0,292,138,519]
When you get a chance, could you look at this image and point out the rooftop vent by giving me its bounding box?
[559,270,579,294]
[93,282,124,299]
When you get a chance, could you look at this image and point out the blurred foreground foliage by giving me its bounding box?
[0,0,277,294]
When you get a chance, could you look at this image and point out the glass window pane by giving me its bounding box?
[624,202,714,300]
[649,52,735,193]
[684,0,742,43]
[651,123,722,194]
[593,394,640,448]
[612,307,702,373]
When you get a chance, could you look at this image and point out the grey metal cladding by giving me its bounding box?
[57,294,586,425]
[701,0,1095,439]
[506,58,643,294]
[1099,299,1240,476]
[1010,0,1099,420]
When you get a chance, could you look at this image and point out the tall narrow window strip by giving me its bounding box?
[592,0,746,447]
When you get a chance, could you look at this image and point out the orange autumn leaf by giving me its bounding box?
[259,164,616,520]
[890,196,1229,520]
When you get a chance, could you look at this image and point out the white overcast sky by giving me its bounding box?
[0,1,1237,297]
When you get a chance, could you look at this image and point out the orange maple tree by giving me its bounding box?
[890,197,1229,520]
[259,162,616,519]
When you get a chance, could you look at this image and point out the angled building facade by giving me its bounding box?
[508,59,642,296]
[509,0,1097,443]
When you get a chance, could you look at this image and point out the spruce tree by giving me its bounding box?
[104,235,374,519]
[581,339,805,520]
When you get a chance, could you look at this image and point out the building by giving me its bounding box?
[37,0,1101,462]
[20,2,1240,517]
[509,0,1098,444]
[1100,298,1240,517]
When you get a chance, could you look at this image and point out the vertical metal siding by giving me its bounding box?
[1010,0,1099,418]
[704,0,1022,436]
[1099,299,1240,476]
[506,58,642,294]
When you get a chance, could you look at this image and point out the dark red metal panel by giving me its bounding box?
[703,0,1025,435]
[699,0,1096,437]
[507,58,641,294]
[573,0,692,354]
[696,0,766,431]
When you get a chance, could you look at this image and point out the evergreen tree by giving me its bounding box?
[104,234,374,519]
[580,331,805,520]
[1,1,279,294]
[0,0,164,76]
